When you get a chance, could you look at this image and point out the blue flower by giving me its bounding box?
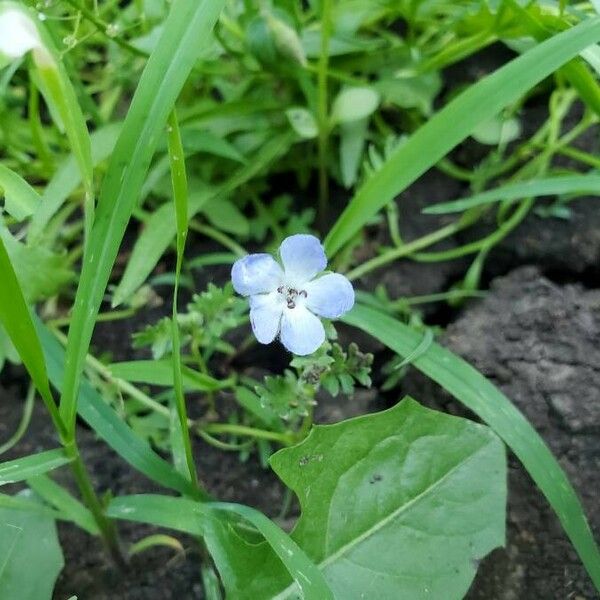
[231,234,355,356]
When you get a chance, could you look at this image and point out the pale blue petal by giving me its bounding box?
[279,234,327,286]
[231,253,283,296]
[249,292,284,344]
[305,273,355,319]
[280,305,325,355]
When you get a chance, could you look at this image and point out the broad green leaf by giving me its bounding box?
[108,495,332,600]
[27,474,99,535]
[331,86,380,125]
[0,449,70,486]
[325,17,600,256]
[109,360,230,392]
[112,132,292,306]
[269,398,506,599]
[59,0,226,433]
[0,493,64,600]
[0,164,41,221]
[343,304,600,590]
[36,321,197,498]
[424,173,600,214]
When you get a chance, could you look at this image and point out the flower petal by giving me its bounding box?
[249,292,284,344]
[279,234,327,285]
[0,9,42,59]
[280,305,325,355]
[305,273,355,319]
[231,253,283,296]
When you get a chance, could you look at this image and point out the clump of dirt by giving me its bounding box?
[400,266,600,599]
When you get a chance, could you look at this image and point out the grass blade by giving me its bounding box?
[27,474,99,535]
[0,237,66,439]
[108,495,333,600]
[343,303,600,590]
[324,17,600,256]
[0,450,70,486]
[58,0,225,433]
[112,132,293,306]
[424,173,600,214]
[36,321,198,498]
[166,108,197,486]
[108,360,230,392]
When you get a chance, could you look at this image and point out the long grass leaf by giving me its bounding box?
[424,173,600,214]
[343,304,600,590]
[36,321,197,498]
[0,237,65,438]
[0,449,70,486]
[324,17,600,256]
[166,109,198,486]
[112,132,293,307]
[58,0,225,432]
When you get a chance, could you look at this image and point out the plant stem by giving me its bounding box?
[345,217,473,281]
[201,423,294,445]
[65,442,126,569]
[317,0,333,231]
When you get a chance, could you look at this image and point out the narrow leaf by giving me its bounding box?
[325,18,600,256]
[0,449,70,486]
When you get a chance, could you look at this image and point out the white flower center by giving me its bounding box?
[277,285,307,309]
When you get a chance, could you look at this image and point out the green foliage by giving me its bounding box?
[270,398,506,599]
[0,493,64,600]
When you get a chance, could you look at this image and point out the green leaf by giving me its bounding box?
[36,321,197,498]
[58,0,226,433]
[423,173,600,214]
[331,86,380,125]
[343,304,600,590]
[269,398,505,599]
[0,227,72,302]
[0,493,64,600]
[0,236,64,437]
[27,474,99,535]
[0,449,70,486]
[29,123,122,243]
[471,114,521,145]
[0,164,41,221]
[108,360,230,392]
[325,17,600,256]
[339,118,368,188]
[286,107,319,139]
[108,495,333,600]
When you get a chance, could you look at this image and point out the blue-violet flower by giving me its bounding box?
[231,234,354,356]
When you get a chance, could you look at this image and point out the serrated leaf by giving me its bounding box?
[269,398,506,599]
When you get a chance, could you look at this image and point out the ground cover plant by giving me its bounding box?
[0,0,599,598]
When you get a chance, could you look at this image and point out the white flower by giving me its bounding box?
[231,234,355,356]
[0,6,43,60]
